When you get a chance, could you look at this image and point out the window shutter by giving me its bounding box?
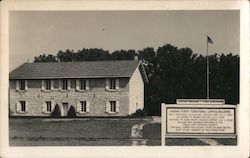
[105,101,110,113]
[116,101,120,113]
[58,80,62,90]
[115,79,119,90]
[25,80,28,90]
[16,101,20,112]
[51,80,54,90]
[76,80,80,91]
[76,101,80,112]
[86,79,89,90]
[86,101,90,112]
[42,102,46,113]
[25,102,28,112]
[41,80,45,90]
[105,79,110,90]
[51,101,55,111]
[16,80,19,91]
[67,80,71,90]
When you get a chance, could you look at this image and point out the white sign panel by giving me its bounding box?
[176,99,225,105]
[167,108,235,134]
[161,103,237,145]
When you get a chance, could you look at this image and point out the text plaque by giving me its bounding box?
[167,108,235,134]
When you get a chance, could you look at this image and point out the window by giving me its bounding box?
[106,101,119,113]
[46,101,52,112]
[80,101,87,112]
[20,101,26,112]
[16,101,28,113]
[110,101,116,112]
[77,101,89,113]
[20,80,26,90]
[106,78,119,90]
[110,79,116,90]
[76,79,89,91]
[45,80,51,90]
[16,80,27,91]
[80,79,86,90]
[62,79,68,90]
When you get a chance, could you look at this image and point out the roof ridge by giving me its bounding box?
[28,60,139,64]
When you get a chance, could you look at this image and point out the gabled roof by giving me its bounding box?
[9,60,148,83]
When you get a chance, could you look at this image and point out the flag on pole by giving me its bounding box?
[207,36,213,44]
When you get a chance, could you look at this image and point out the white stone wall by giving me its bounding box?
[9,78,130,116]
[128,67,144,114]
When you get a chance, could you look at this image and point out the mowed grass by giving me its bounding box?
[9,118,150,146]
[9,118,237,146]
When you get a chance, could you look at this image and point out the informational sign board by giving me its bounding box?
[161,102,237,146]
[176,99,225,105]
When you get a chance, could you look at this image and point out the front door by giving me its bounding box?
[62,103,68,116]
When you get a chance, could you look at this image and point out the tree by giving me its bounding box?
[51,104,61,117]
[67,106,77,117]
[34,54,57,62]
[33,44,240,115]
[111,49,136,60]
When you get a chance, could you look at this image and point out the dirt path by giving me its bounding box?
[130,116,161,146]
[198,139,223,145]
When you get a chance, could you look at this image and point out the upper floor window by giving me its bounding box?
[45,80,51,90]
[76,79,89,91]
[59,79,70,91]
[16,80,28,91]
[42,80,54,91]
[110,79,116,90]
[62,79,68,90]
[106,78,119,91]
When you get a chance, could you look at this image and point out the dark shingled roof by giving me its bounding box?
[9,60,148,82]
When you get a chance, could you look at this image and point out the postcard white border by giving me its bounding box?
[1,1,249,158]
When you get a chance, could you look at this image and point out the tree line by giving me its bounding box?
[34,43,239,115]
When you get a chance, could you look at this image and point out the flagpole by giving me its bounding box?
[206,36,209,99]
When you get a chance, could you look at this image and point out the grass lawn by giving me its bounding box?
[9,118,150,146]
[9,117,237,146]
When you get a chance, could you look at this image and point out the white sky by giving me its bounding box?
[9,10,239,71]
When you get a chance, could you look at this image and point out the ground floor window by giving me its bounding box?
[110,101,116,112]
[20,101,26,112]
[80,101,87,112]
[46,101,52,112]
[106,101,119,113]
[16,101,27,113]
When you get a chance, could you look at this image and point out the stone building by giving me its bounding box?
[9,60,148,117]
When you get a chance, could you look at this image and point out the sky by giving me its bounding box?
[9,10,239,71]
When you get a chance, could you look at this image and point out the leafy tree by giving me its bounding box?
[33,44,240,115]
[51,104,61,117]
[67,106,77,117]
[111,49,136,60]
[34,54,57,62]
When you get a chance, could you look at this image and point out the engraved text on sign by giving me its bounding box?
[167,108,235,134]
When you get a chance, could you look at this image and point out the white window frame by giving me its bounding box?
[41,80,54,92]
[106,101,120,114]
[16,101,28,113]
[105,78,119,91]
[76,79,89,91]
[77,101,90,114]
[59,79,70,91]
[16,80,28,92]
[42,101,55,113]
